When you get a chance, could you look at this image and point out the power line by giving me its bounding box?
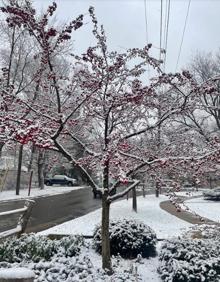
[144,0,148,43]
[159,0,163,61]
[144,0,150,80]
[175,0,191,72]
[163,0,171,72]
[163,0,168,50]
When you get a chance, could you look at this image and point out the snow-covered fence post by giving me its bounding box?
[0,268,35,282]
[17,200,35,237]
[0,200,35,240]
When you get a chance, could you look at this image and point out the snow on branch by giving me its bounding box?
[53,139,100,191]
[66,131,101,157]
[108,179,140,203]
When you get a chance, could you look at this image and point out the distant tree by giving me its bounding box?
[0,0,74,190]
[174,51,220,184]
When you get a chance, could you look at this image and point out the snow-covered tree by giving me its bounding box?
[2,0,220,271]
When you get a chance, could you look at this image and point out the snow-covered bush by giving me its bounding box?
[0,254,141,282]
[203,188,220,200]
[93,219,157,258]
[158,238,220,282]
[0,234,84,263]
[183,224,220,240]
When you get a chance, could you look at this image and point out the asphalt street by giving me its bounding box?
[0,186,154,233]
[0,187,102,233]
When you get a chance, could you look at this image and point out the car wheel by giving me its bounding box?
[68,181,73,186]
[45,181,52,186]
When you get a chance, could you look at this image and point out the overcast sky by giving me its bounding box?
[34,0,220,74]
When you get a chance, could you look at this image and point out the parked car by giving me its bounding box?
[203,187,220,200]
[44,175,77,186]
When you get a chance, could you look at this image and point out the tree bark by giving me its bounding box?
[38,150,45,190]
[155,181,160,197]
[101,159,112,272]
[101,194,111,271]
[132,187,137,212]
[16,144,23,195]
[0,142,4,158]
[28,143,35,172]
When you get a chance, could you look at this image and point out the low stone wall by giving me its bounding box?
[0,268,35,282]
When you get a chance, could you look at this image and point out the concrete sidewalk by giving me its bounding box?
[160,198,217,225]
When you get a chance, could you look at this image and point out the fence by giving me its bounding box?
[0,200,35,240]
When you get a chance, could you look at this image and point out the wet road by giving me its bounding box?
[0,187,102,233]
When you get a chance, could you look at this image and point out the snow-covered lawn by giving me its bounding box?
[0,185,85,202]
[184,196,220,223]
[174,190,203,197]
[40,195,191,239]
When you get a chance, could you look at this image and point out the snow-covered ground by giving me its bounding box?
[174,190,203,197]
[40,195,191,239]
[38,195,192,281]
[0,268,35,279]
[83,243,162,282]
[1,192,202,281]
[0,185,85,202]
[3,194,199,281]
[184,196,220,223]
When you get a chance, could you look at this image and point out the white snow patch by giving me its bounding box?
[174,190,203,197]
[39,195,191,239]
[0,185,85,202]
[0,267,35,279]
[184,196,220,222]
[82,243,162,281]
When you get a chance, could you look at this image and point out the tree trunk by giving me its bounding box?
[209,176,213,189]
[155,181,160,197]
[132,187,137,212]
[0,142,4,158]
[38,150,45,190]
[28,143,35,172]
[101,194,111,271]
[16,144,23,195]
[101,158,112,272]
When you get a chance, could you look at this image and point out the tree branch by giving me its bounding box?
[108,180,140,203]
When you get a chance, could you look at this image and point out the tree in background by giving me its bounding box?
[172,51,220,186]
[0,0,75,191]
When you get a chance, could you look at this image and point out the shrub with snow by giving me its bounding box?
[203,188,220,200]
[158,238,220,282]
[183,224,220,240]
[0,234,84,263]
[0,253,141,281]
[93,219,157,258]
